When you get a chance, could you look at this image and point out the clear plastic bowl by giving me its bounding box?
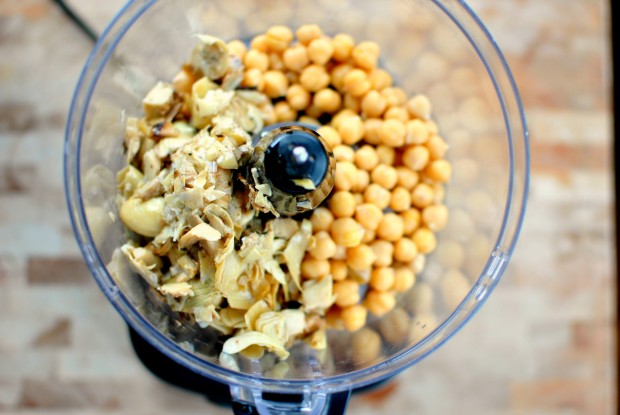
[64,0,529,413]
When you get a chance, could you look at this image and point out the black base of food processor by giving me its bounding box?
[128,327,391,415]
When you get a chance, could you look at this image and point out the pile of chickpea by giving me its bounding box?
[227,24,452,333]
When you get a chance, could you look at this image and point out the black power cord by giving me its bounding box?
[50,0,98,42]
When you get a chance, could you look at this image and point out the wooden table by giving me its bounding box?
[0,0,614,413]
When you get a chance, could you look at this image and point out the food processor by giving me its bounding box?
[64,0,529,414]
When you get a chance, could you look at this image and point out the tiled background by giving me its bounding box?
[0,0,615,414]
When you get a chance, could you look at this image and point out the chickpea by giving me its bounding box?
[379,308,410,345]
[393,237,418,263]
[333,279,361,307]
[341,304,368,332]
[242,68,264,90]
[310,207,334,232]
[407,94,432,119]
[375,145,396,165]
[411,183,435,208]
[370,164,398,190]
[331,109,357,130]
[296,24,323,45]
[376,212,405,242]
[227,40,247,60]
[353,169,370,192]
[363,183,391,209]
[378,119,406,147]
[425,159,452,183]
[244,49,269,72]
[265,26,293,52]
[354,203,383,231]
[263,70,289,98]
[301,257,331,279]
[401,208,421,235]
[426,135,449,160]
[330,260,348,281]
[274,101,297,122]
[426,119,439,135]
[354,145,380,171]
[370,267,395,291]
[307,37,334,65]
[405,119,430,145]
[361,228,375,243]
[352,41,380,70]
[334,161,358,191]
[383,107,409,123]
[381,87,407,108]
[333,245,347,260]
[370,240,394,267]
[313,88,342,114]
[343,93,361,113]
[343,69,372,97]
[286,84,311,111]
[283,44,310,72]
[389,186,412,212]
[269,53,285,71]
[402,145,430,171]
[250,34,270,52]
[333,146,355,162]
[330,63,353,92]
[339,115,365,145]
[361,90,387,118]
[346,243,376,272]
[328,191,357,218]
[422,204,449,231]
[365,290,396,317]
[331,33,355,61]
[392,266,415,292]
[317,125,342,149]
[363,118,383,145]
[368,68,392,91]
[352,327,382,364]
[395,167,419,190]
[330,218,365,247]
[412,227,437,254]
[300,64,331,92]
[309,231,338,260]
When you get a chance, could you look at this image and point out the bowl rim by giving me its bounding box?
[64,0,530,394]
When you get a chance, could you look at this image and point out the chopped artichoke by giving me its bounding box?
[117,165,144,199]
[158,281,194,298]
[190,35,229,81]
[222,331,289,359]
[283,219,313,290]
[119,197,165,238]
[194,304,220,328]
[120,243,161,287]
[178,222,222,248]
[142,81,175,120]
[302,276,336,313]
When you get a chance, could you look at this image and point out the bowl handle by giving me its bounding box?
[230,385,351,415]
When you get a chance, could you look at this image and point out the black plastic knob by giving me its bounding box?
[263,128,329,194]
[247,123,336,216]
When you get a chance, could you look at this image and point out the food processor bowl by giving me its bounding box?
[64,0,529,414]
